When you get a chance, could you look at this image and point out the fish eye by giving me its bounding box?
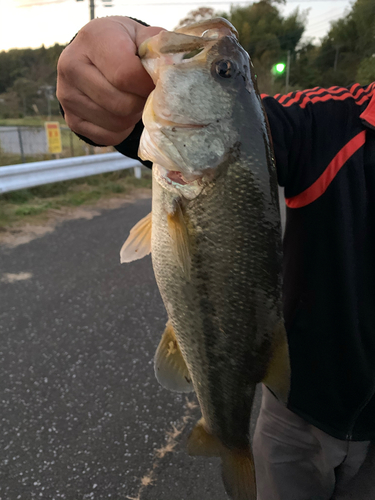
[215,60,234,78]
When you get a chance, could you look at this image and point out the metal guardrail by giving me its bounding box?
[0,152,144,194]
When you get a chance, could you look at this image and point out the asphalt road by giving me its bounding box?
[0,195,265,500]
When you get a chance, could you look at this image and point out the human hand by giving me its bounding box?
[56,16,164,146]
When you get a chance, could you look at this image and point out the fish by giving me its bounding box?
[121,17,290,500]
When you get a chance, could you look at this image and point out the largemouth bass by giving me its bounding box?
[121,18,290,500]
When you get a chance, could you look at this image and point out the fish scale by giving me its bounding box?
[152,154,282,450]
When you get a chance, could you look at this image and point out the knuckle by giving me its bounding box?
[64,115,128,146]
[57,49,79,83]
[108,116,138,134]
[64,113,82,133]
[91,130,125,146]
[111,67,131,92]
[57,45,73,72]
[111,95,145,119]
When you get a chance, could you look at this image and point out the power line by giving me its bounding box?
[117,0,349,5]
[16,0,350,8]
[17,0,67,7]
[17,0,113,8]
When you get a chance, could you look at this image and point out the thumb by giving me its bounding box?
[135,25,166,49]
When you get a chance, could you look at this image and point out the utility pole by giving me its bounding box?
[76,0,112,22]
[334,46,340,72]
[89,0,95,20]
[286,50,291,94]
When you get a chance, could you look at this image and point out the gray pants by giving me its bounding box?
[253,385,372,500]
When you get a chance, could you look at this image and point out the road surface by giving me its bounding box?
[0,195,269,500]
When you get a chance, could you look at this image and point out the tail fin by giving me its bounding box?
[187,419,257,500]
[221,449,257,500]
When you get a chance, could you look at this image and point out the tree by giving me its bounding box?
[224,1,305,93]
[314,0,375,87]
[0,44,65,117]
[0,90,21,119]
[175,8,215,29]
[289,42,321,90]
[357,56,375,85]
[11,77,38,116]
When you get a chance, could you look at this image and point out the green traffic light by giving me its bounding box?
[275,63,286,74]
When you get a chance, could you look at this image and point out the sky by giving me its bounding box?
[0,0,353,52]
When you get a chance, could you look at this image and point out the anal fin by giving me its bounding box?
[187,418,223,457]
[187,418,256,500]
[154,321,193,393]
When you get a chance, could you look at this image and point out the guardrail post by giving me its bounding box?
[17,127,26,163]
[134,166,142,179]
[69,132,75,157]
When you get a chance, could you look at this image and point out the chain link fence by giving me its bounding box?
[0,125,114,167]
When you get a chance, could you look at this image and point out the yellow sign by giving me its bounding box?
[45,122,62,154]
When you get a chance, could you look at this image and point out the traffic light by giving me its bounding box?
[272,63,286,75]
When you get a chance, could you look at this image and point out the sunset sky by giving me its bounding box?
[0,0,352,52]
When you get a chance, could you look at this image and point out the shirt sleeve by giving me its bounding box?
[115,120,151,169]
[261,90,357,198]
[262,94,318,194]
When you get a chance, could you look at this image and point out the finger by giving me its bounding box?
[64,111,139,146]
[62,90,145,135]
[77,21,162,98]
[98,24,165,97]
[70,62,147,120]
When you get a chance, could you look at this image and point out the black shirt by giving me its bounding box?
[116,83,375,440]
[262,84,375,440]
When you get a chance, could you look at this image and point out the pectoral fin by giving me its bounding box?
[154,321,193,393]
[188,418,256,500]
[262,321,291,404]
[167,202,191,279]
[120,212,152,263]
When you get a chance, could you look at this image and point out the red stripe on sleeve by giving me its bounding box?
[275,84,375,109]
[285,131,366,208]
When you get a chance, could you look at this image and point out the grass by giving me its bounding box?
[0,169,152,229]
[0,116,66,127]
[0,117,147,229]
[0,117,97,166]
